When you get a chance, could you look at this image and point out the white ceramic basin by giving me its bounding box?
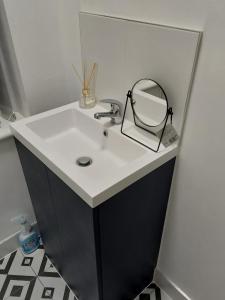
[11,102,178,207]
[27,108,146,170]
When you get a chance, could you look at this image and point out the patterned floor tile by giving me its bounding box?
[37,276,76,300]
[37,255,77,299]
[134,283,162,300]
[18,245,45,276]
[0,250,37,299]
[0,246,169,300]
[0,252,17,275]
[38,255,60,278]
[3,277,37,300]
[7,251,37,277]
[0,275,7,294]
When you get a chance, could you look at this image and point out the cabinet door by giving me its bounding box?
[15,140,63,271]
[98,158,176,300]
[47,170,100,300]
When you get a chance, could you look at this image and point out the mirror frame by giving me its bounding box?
[121,78,173,153]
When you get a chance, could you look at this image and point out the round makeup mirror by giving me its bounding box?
[131,79,168,127]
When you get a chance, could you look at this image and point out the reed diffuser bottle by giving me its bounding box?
[73,62,97,109]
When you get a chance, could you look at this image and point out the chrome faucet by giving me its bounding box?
[94,99,123,124]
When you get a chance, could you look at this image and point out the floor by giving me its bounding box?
[0,245,172,300]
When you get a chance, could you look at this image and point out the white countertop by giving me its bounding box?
[11,102,178,208]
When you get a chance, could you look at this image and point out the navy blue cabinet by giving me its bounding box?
[16,139,175,300]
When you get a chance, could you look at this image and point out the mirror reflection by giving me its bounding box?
[131,79,168,127]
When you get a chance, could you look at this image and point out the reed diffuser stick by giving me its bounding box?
[87,63,97,88]
[72,64,83,86]
[83,62,88,90]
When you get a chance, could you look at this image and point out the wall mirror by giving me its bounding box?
[121,78,174,153]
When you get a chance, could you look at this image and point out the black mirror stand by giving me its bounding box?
[121,90,173,153]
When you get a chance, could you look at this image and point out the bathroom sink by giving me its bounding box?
[11,102,178,207]
[27,107,146,169]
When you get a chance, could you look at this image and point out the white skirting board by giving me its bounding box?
[154,269,192,300]
[0,222,38,260]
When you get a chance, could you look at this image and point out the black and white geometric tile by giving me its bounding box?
[0,245,76,299]
[0,245,172,300]
[134,283,169,300]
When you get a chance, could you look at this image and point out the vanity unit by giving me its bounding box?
[11,102,177,300]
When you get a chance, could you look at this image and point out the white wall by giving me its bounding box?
[4,0,82,115]
[0,0,28,116]
[0,138,35,242]
[81,0,210,30]
[79,12,200,157]
[81,1,225,300]
[80,13,200,138]
[0,0,81,250]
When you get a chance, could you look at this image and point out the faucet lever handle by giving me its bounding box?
[100,99,123,114]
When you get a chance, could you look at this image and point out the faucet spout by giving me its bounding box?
[94,111,115,120]
[94,99,123,124]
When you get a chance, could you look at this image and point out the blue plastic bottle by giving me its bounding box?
[14,216,40,254]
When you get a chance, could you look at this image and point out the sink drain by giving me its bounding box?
[76,156,92,167]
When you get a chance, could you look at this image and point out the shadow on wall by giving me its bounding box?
[0,0,28,117]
